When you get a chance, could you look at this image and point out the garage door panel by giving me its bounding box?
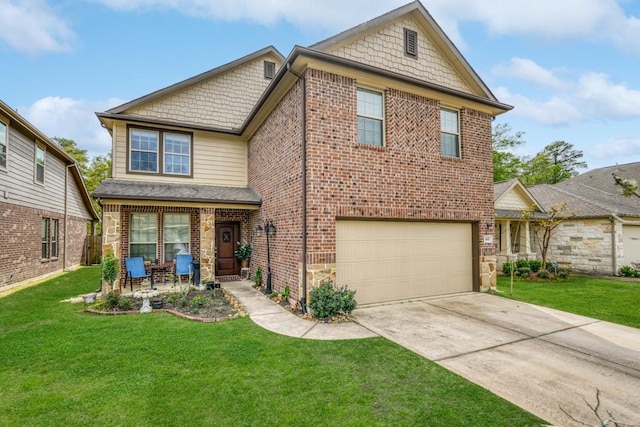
[623,225,640,266]
[336,221,473,305]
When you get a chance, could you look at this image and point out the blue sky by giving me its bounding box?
[2,0,640,172]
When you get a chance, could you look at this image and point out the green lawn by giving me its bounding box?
[496,275,640,328]
[0,268,544,426]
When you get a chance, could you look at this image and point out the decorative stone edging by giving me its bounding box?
[84,307,247,323]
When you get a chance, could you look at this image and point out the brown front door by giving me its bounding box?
[216,222,239,276]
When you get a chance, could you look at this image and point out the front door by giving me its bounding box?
[216,222,239,276]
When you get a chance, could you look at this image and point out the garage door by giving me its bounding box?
[623,225,640,266]
[336,220,473,305]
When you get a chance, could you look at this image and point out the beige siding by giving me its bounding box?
[336,220,473,305]
[323,16,471,94]
[126,54,283,129]
[623,225,640,266]
[112,121,247,186]
[496,188,533,211]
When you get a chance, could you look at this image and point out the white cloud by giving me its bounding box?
[576,73,640,118]
[19,97,123,159]
[0,0,74,55]
[494,87,582,126]
[493,58,567,90]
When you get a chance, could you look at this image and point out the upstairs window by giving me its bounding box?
[404,28,418,58]
[357,88,384,146]
[0,120,7,169]
[264,61,276,79]
[35,144,45,184]
[128,127,192,176]
[130,129,159,173]
[441,108,460,158]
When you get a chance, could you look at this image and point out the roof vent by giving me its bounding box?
[404,28,418,58]
[264,61,276,79]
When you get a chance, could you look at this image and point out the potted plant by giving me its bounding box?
[234,242,252,268]
[101,250,120,293]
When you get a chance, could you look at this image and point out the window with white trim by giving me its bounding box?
[357,88,384,146]
[130,213,158,261]
[41,218,50,259]
[35,144,45,184]
[0,120,7,169]
[41,218,58,259]
[130,129,159,173]
[441,108,460,157]
[164,213,190,262]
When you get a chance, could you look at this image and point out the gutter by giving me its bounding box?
[286,63,308,313]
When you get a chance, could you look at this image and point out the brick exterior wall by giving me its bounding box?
[0,201,88,289]
[247,68,495,300]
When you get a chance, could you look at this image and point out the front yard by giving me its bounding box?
[0,267,543,426]
[495,275,640,328]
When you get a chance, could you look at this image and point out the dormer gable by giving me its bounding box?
[495,179,544,213]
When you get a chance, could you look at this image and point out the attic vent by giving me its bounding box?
[404,28,418,58]
[264,61,276,79]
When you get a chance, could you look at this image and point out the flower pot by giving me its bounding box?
[82,293,97,304]
[240,259,250,268]
[151,301,164,309]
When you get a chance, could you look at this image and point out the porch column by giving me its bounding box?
[524,221,531,257]
[505,220,512,254]
[200,208,216,282]
[102,204,121,292]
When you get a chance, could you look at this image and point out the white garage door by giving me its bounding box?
[623,225,640,266]
[336,220,473,305]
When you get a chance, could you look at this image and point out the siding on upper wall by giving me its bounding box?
[322,16,471,94]
[0,126,92,219]
[126,54,283,129]
[496,189,533,211]
[112,121,247,186]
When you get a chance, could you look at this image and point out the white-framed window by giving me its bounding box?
[164,213,190,262]
[41,218,58,259]
[0,120,7,169]
[41,218,50,259]
[35,144,46,184]
[130,128,159,173]
[164,133,190,175]
[51,219,58,258]
[130,213,158,261]
[357,88,384,146]
[441,108,460,157]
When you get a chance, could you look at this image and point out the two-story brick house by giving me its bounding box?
[94,1,511,306]
[0,100,99,290]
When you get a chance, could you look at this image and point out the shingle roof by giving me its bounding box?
[93,179,261,205]
[527,162,640,218]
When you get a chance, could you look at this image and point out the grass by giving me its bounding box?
[496,274,640,328]
[0,268,545,426]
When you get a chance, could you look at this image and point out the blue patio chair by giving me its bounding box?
[174,254,194,287]
[125,257,151,291]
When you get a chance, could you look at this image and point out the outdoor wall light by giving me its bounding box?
[486,222,494,230]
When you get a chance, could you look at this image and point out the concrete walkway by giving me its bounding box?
[223,281,377,340]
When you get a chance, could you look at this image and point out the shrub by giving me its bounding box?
[546,261,555,271]
[620,265,637,277]
[529,260,542,273]
[558,271,569,279]
[282,286,291,300]
[190,295,208,313]
[516,259,530,269]
[101,250,120,291]
[502,263,512,275]
[167,293,178,304]
[253,267,262,288]
[517,267,531,277]
[104,293,122,310]
[536,269,550,279]
[309,280,357,319]
[118,298,133,311]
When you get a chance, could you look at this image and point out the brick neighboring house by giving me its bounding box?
[494,162,640,275]
[0,100,99,290]
[94,1,512,305]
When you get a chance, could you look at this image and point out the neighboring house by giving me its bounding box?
[0,100,99,290]
[94,1,511,305]
[494,162,640,275]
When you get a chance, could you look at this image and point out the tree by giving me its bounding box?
[532,203,571,269]
[613,173,640,198]
[492,123,525,182]
[85,153,112,224]
[540,140,587,184]
[53,137,89,177]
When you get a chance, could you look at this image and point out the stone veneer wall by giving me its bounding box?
[200,208,215,282]
[102,204,121,291]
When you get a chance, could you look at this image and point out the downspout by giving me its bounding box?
[611,216,618,275]
[286,63,308,313]
[63,164,74,272]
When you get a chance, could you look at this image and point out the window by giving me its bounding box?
[0,120,7,169]
[35,144,45,184]
[130,213,158,261]
[41,218,50,259]
[128,127,192,176]
[357,88,384,146]
[264,61,276,79]
[441,108,460,157]
[404,28,418,58]
[164,133,190,175]
[51,219,58,258]
[164,213,190,262]
[130,129,159,173]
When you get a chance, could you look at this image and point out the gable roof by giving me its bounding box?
[528,162,640,218]
[0,99,99,221]
[494,179,546,219]
[310,1,498,102]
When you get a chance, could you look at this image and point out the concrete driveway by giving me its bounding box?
[354,293,640,427]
